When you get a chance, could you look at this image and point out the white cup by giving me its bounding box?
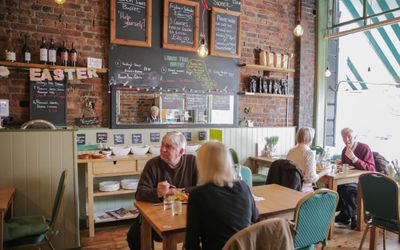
[331,164,337,175]
[171,200,182,216]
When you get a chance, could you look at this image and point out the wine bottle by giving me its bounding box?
[21,35,31,63]
[39,37,48,64]
[5,37,16,62]
[70,42,77,67]
[60,41,69,66]
[48,38,57,65]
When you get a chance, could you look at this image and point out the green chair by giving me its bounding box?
[4,169,69,250]
[229,148,266,187]
[358,173,400,250]
[293,188,338,250]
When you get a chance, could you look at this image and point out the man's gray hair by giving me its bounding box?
[341,127,353,135]
[151,106,159,113]
[163,131,187,149]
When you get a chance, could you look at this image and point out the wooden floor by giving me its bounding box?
[80,221,400,250]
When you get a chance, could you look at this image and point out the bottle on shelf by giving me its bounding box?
[69,42,77,67]
[39,37,48,64]
[267,46,273,67]
[48,38,57,65]
[259,47,267,66]
[60,41,69,66]
[5,37,16,62]
[21,35,31,63]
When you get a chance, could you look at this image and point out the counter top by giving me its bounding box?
[77,154,156,163]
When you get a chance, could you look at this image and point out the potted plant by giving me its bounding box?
[264,136,279,157]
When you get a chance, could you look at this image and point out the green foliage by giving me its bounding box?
[265,136,279,146]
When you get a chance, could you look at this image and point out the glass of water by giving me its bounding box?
[163,196,172,211]
[171,200,182,216]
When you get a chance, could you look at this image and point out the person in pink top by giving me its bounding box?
[335,128,375,229]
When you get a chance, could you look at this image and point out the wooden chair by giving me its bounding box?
[4,170,69,249]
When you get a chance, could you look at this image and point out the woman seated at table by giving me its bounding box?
[185,141,259,250]
[287,127,330,193]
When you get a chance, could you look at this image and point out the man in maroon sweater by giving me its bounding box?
[127,131,198,249]
[336,128,375,229]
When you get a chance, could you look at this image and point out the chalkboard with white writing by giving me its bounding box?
[30,78,67,126]
[211,0,240,11]
[210,7,241,58]
[110,0,152,47]
[161,93,184,109]
[185,94,207,110]
[163,0,199,51]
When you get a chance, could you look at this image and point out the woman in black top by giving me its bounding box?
[185,142,259,250]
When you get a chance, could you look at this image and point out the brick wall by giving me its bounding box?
[0,0,316,128]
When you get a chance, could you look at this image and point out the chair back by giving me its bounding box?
[293,189,338,249]
[222,218,294,250]
[229,148,240,165]
[266,159,304,191]
[50,169,69,229]
[240,166,252,188]
[359,172,400,232]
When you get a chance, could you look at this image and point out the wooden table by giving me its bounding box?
[318,169,367,238]
[0,187,16,250]
[249,156,282,173]
[135,184,306,250]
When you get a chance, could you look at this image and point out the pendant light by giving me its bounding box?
[293,0,304,37]
[54,0,66,4]
[197,0,211,58]
[325,67,331,77]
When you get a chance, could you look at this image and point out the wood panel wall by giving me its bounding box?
[0,130,78,248]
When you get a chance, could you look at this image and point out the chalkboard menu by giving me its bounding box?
[210,8,241,58]
[198,131,207,140]
[163,0,199,52]
[185,94,208,110]
[110,0,152,47]
[114,134,125,144]
[132,133,142,144]
[97,132,108,143]
[150,132,160,143]
[30,79,67,126]
[109,45,239,92]
[211,0,241,11]
[212,95,231,110]
[183,131,191,141]
[77,134,86,145]
[161,93,184,109]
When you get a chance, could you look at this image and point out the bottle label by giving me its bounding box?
[25,52,31,62]
[6,51,16,61]
[40,48,48,61]
[49,49,57,63]
[71,52,77,61]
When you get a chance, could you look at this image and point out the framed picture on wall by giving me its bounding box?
[210,7,241,58]
[110,0,152,47]
[163,0,199,52]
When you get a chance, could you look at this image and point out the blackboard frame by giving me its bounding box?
[163,0,199,52]
[210,7,241,58]
[110,0,152,47]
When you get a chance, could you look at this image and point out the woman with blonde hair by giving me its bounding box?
[185,141,258,250]
[286,127,329,193]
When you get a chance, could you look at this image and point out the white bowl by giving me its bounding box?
[110,146,131,156]
[99,181,120,192]
[149,146,161,155]
[121,179,139,190]
[185,144,200,154]
[100,150,112,157]
[130,145,149,155]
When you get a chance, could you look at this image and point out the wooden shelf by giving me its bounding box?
[239,91,294,98]
[0,61,108,73]
[94,189,136,197]
[240,63,295,73]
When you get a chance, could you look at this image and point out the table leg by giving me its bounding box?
[141,218,152,250]
[1,211,4,250]
[369,226,377,250]
[162,235,177,250]
[327,178,337,240]
[87,163,95,237]
[356,184,363,231]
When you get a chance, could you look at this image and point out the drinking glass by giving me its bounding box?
[343,164,350,175]
[163,196,172,211]
[171,200,182,216]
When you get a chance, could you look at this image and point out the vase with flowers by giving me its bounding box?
[264,136,279,158]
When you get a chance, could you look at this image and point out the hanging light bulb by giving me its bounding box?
[368,66,371,72]
[293,0,303,37]
[54,0,66,4]
[293,24,304,37]
[325,67,331,77]
[197,36,208,58]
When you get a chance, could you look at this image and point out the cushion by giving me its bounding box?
[4,215,49,242]
[252,174,267,186]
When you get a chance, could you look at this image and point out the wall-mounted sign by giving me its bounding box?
[96,132,108,143]
[132,133,142,144]
[29,68,99,82]
[198,131,207,141]
[114,134,125,144]
[150,132,160,143]
[77,134,86,145]
[183,132,192,141]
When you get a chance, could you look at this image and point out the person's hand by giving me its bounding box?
[167,188,181,196]
[345,147,358,163]
[157,181,170,198]
[336,159,342,165]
